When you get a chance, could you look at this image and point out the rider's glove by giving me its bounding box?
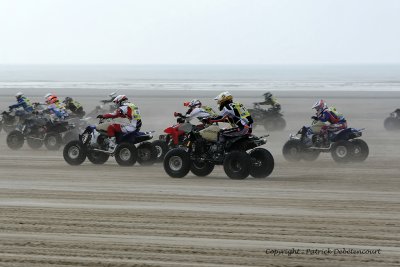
[202,117,212,124]
[174,112,182,117]
[96,114,104,119]
[311,116,318,120]
[8,106,13,111]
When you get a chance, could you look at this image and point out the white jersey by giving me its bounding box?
[185,107,210,122]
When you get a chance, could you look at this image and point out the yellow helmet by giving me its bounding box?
[214,91,233,105]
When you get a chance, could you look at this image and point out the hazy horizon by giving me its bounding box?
[1,0,400,65]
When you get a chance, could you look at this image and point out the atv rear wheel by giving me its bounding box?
[27,134,43,150]
[249,148,274,178]
[7,130,24,150]
[63,140,87,165]
[115,143,138,166]
[190,160,214,177]
[152,140,169,162]
[331,140,355,163]
[137,142,157,166]
[44,133,62,151]
[87,150,110,165]
[351,139,369,162]
[282,140,302,162]
[163,148,191,178]
[223,151,251,180]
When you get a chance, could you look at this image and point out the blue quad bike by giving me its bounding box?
[283,120,369,163]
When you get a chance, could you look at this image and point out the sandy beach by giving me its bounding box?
[0,89,399,267]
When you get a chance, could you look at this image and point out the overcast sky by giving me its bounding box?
[0,0,399,65]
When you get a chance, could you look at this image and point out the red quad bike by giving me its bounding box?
[152,113,206,162]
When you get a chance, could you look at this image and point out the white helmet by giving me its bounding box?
[214,91,233,105]
[187,99,201,108]
[312,99,327,112]
[44,93,52,99]
[15,92,24,99]
[113,94,128,106]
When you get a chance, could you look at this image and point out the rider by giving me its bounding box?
[9,92,34,116]
[255,92,281,111]
[63,97,86,118]
[174,99,215,123]
[311,99,347,145]
[96,95,142,152]
[45,94,69,120]
[209,91,253,143]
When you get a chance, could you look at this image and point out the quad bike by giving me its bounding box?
[282,120,369,163]
[0,102,48,133]
[0,109,30,133]
[384,109,400,131]
[248,103,286,131]
[86,91,118,119]
[163,121,274,179]
[153,116,197,162]
[63,118,157,166]
[6,114,76,151]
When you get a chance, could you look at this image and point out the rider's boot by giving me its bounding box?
[107,137,117,153]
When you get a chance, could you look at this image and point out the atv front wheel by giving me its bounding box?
[249,148,274,178]
[63,140,87,165]
[331,140,355,163]
[163,148,191,178]
[282,140,302,162]
[351,139,369,162]
[384,117,400,131]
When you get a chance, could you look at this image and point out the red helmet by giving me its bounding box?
[46,95,58,104]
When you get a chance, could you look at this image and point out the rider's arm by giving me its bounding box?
[103,108,122,119]
[9,101,23,109]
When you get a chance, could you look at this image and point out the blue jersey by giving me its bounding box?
[317,109,345,124]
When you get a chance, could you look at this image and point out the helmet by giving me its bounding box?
[113,94,128,106]
[263,92,272,99]
[214,91,233,105]
[46,95,59,104]
[184,99,202,108]
[312,99,327,112]
[63,97,72,104]
[15,92,24,99]
[44,93,52,99]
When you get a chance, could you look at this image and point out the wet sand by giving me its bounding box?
[0,90,399,266]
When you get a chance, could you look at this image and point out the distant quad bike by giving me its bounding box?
[384,109,400,131]
[248,103,286,131]
[63,118,157,166]
[163,122,274,180]
[282,120,369,164]
[6,115,75,151]
[86,91,118,119]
